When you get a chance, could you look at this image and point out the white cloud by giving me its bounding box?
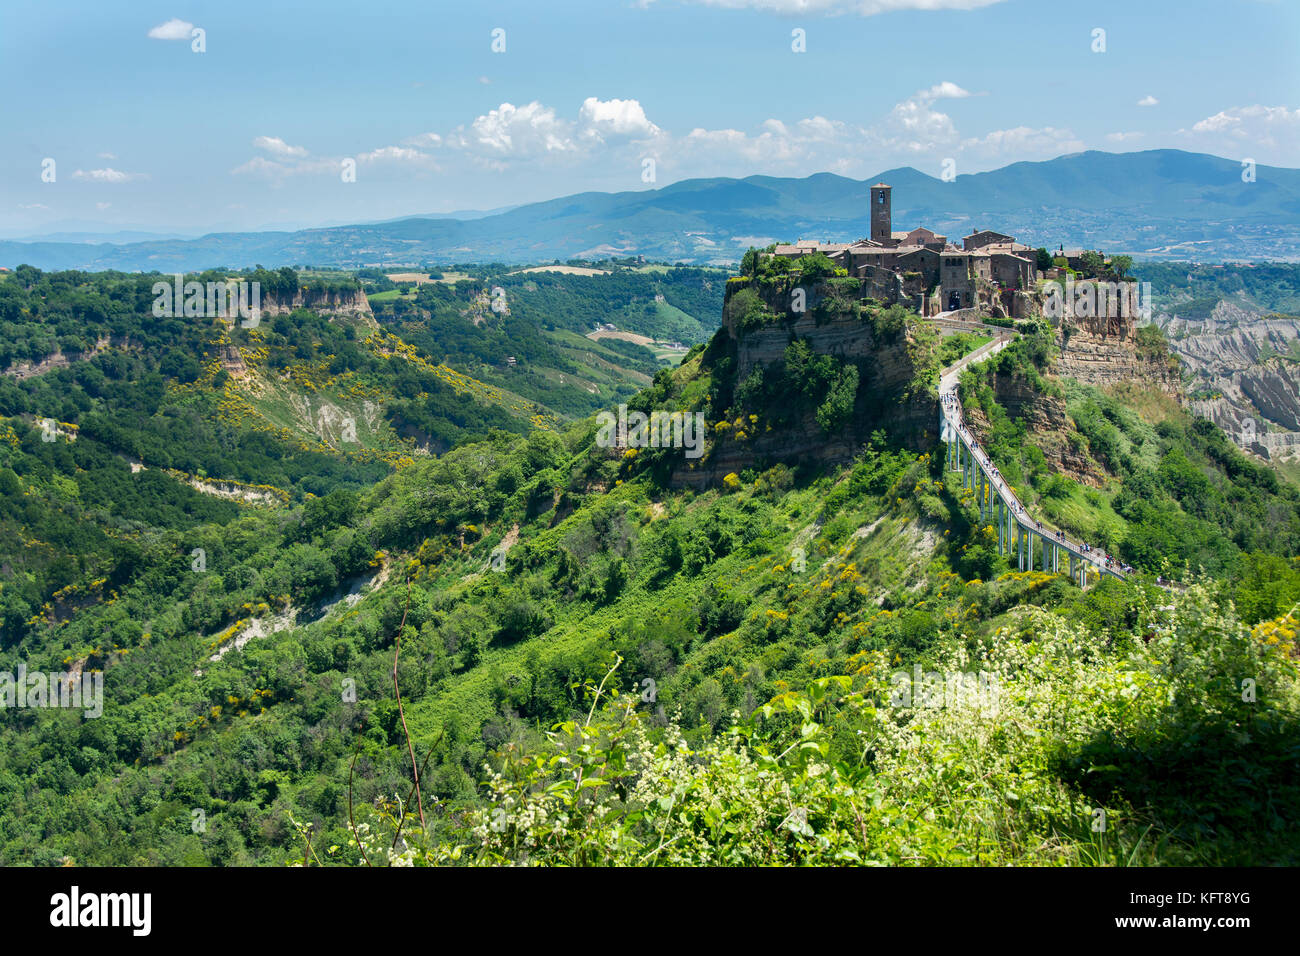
[98,151,116,160]
[231,156,289,178]
[231,155,339,179]
[961,125,1083,158]
[147,18,194,41]
[1178,104,1300,160]
[863,81,973,154]
[18,203,50,211]
[1106,131,1144,143]
[253,136,308,158]
[1137,95,1159,107]
[1189,104,1299,136]
[358,146,438,169]
[225,84,1104,197]
[661,81,1079,180]
[71,167,144,183]
[675,115,849,168]
[235,135,437,180]
[451,101,580,160]
[445,97,663,164]
[920,81,973,101]
[96,202,112,211]
[646,0,1008,15]
[578,97,661,141]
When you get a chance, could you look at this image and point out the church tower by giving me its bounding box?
[870,182,892,243]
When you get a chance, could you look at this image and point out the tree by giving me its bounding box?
[816,365,859,434]
[1079,251,1105,277]
[14,264,41,289]
[1035,248,1053,272]
[797,252,836,282]
[1110,255,1133,279]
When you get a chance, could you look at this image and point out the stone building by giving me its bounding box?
[870,182,892,243]
[762,182,1039,315]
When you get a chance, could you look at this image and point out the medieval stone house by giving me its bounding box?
[763,182,1039,315]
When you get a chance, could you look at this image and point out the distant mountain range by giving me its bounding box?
[3,150,1297,272]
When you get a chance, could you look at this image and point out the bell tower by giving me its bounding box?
[870,182,892,243]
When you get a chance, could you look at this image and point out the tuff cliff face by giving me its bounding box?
[2,335,135,380]
[1055,314,1181,393]
[724,283,918,388]
[964,372,1097,485]
[670,279,936,488]
[260,287,372,317]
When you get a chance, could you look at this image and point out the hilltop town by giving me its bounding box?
[760,182,1112,322]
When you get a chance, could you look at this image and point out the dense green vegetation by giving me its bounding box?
[958,324,1300,584]
[364,265,726,417]
[5,405,1294,866]
[730,340,859,435]
[1133,262,1300,317]
[1,266,1297,868]
[0,265,719,675]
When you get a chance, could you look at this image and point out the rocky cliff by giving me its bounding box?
[1055,314,1181,392]
[670,278,935,488]
[1159,304,1300,461]
[2,335,137,380]
[963,371,1097,485]
[260,287,372,317]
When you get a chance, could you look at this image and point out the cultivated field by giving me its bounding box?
[511,265,611,276]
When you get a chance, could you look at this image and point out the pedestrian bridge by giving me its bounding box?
[937,333,1126,589]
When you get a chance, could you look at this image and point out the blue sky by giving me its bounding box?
[2,0,1297,236]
